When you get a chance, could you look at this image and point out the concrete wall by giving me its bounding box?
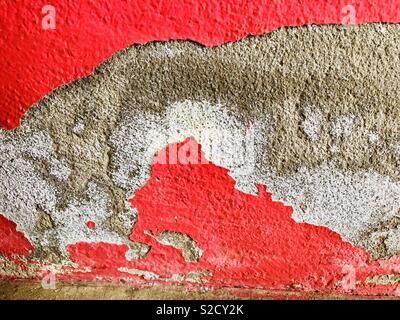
[1,0,400,298]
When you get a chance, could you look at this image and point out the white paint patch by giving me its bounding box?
[49,158,71,181]
[262,164,400,249]
[0,131,57,243]
[72,122,85,135]
[46,182,133,255]
[367,131,380,144]
[147,43,185,59]
[301,106,323,142]
[331,115,356,138]
[0,129,135,258]
[330,144,340,154]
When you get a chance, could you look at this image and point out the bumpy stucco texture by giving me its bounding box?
[1,24,400,296]
[1,0,400,130]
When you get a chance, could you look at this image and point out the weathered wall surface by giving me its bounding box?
[1,0,400,130]
[1,1,400,298]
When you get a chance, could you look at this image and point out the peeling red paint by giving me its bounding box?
[1,0,399,129]
[2,0,400,298]
[0,215,33,259]
[62,139,400,296]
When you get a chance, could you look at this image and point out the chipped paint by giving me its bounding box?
[148,231,203,263]
[2,0,400,131]
[1,23,400,297]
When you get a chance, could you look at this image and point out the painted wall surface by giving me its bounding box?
[1,1,400,298]
[1,0,400,129]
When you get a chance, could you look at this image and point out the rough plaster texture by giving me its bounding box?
[1,24,400,293]
[2,0,400,131]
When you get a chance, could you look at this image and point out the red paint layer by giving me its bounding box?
[67,139,400,296]
[1,0,399,129]
[0,214,33,259]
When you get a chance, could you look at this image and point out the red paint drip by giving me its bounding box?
[1,0,399,130]
[67,139,400,296]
